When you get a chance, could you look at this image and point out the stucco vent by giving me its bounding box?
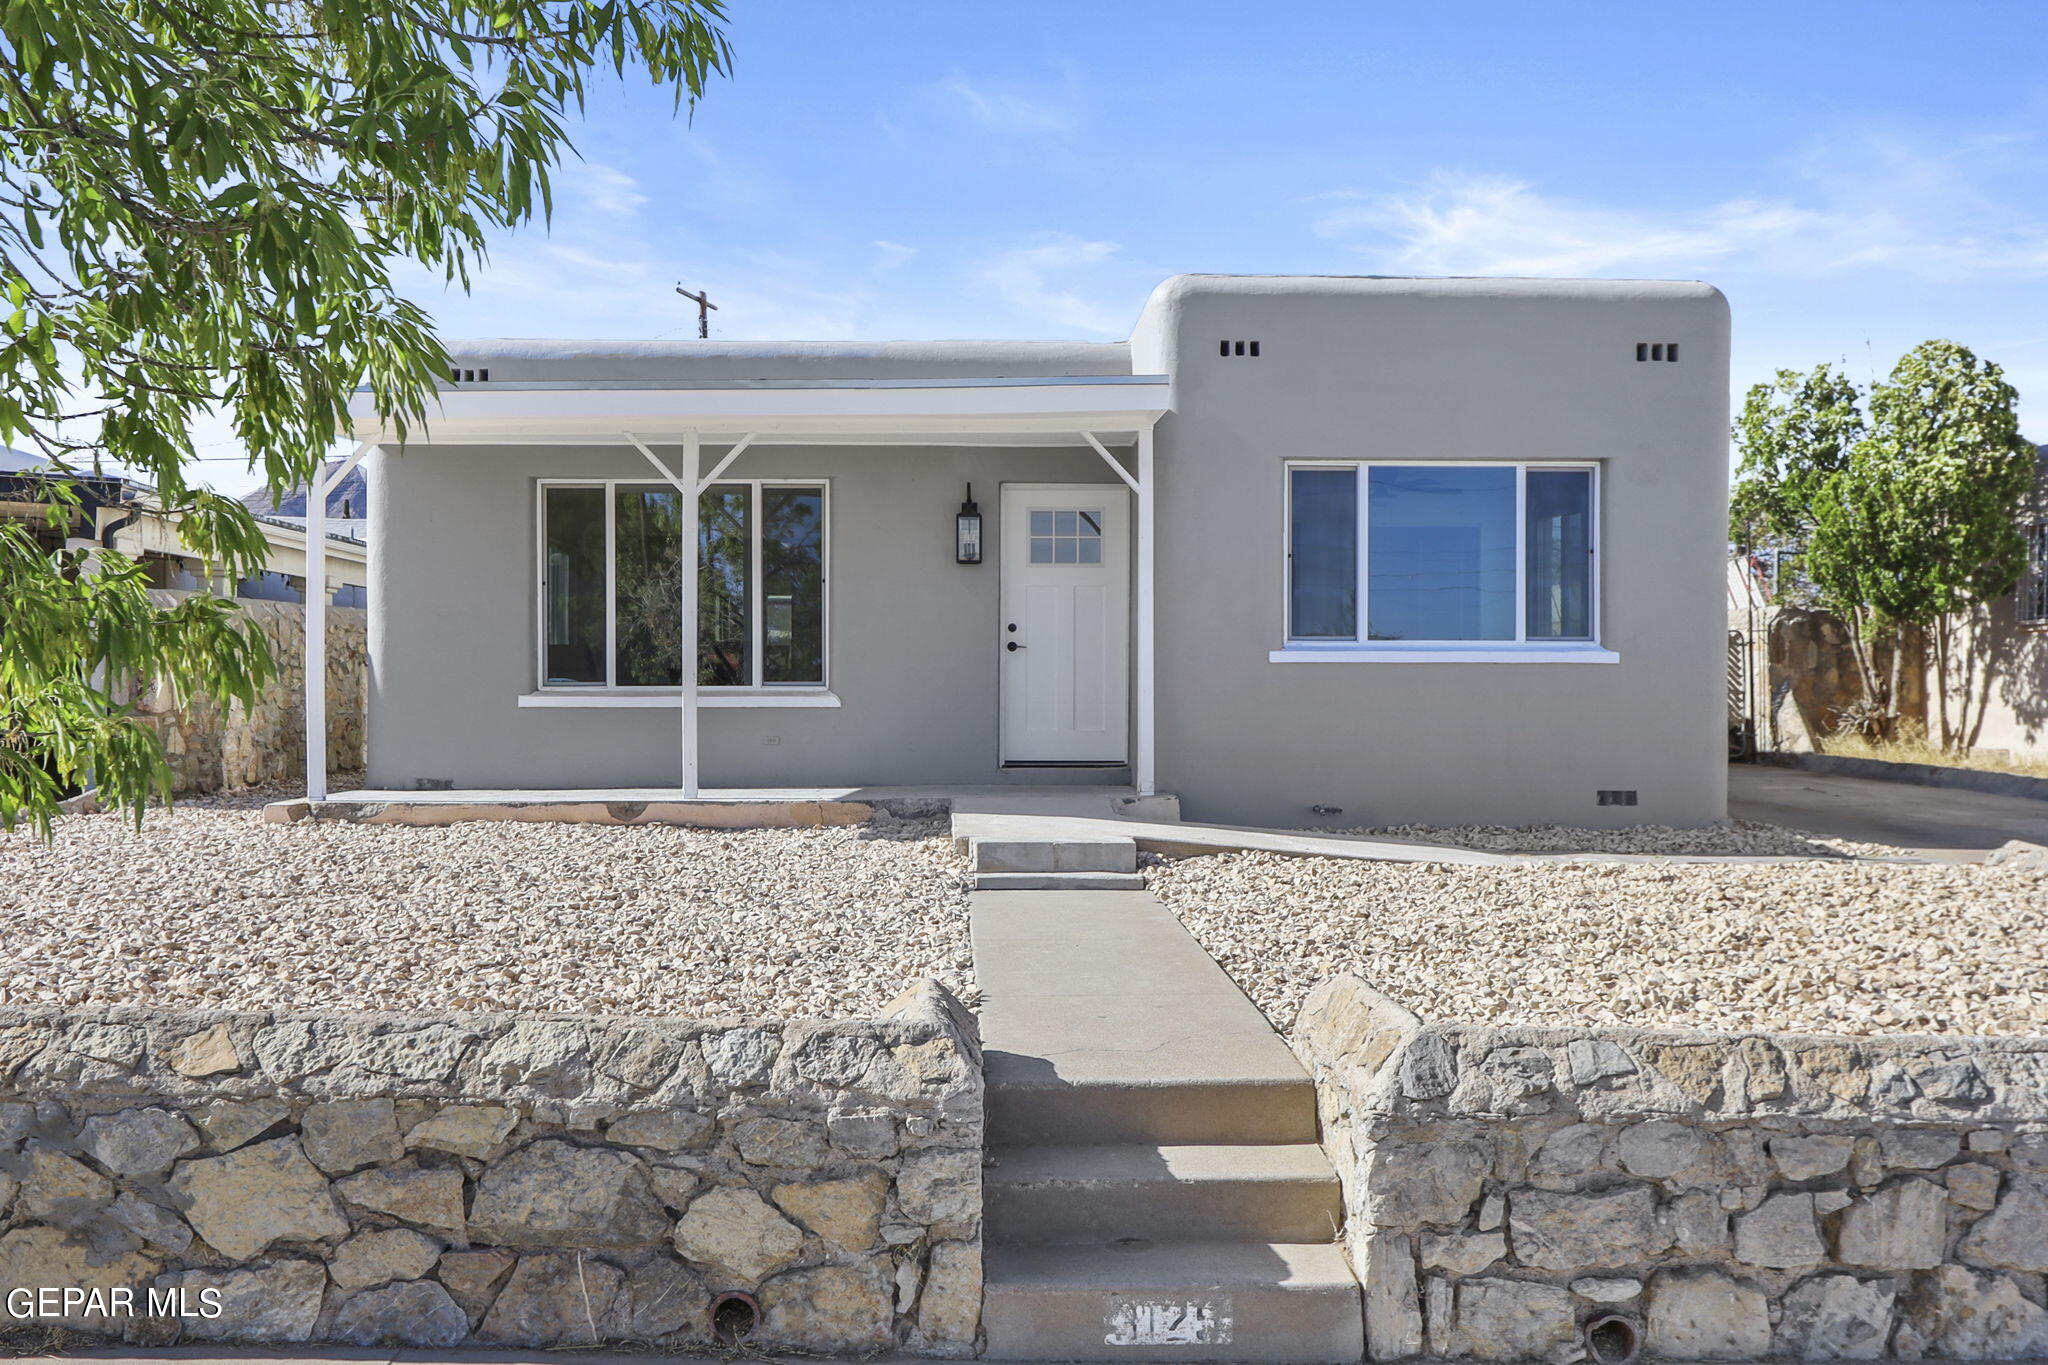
[1635,343,1678,363]
[1218,339,1262,357]
[1596,789,1639,806]
[447,367,490,383]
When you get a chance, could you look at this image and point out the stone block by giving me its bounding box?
[1419,1228,1505,1276]
[732,1115,828,1167]
[1570,1276,1642,1302]
[1529,1123,1608,1179]
[1769,1134,1856,1182]
[1905,1264,2048,1359]
[335,1162,467,1234]
[477,1251,625,1346]
[1957,1171,2048,1272]
[106,1192,193,1254]
[168,1136,347,1260]
[826,1108,899,1157]
[331,1279,471,1347]
[156,1260,327,1342]
[1877,1128,1960,1170]
[673,1186,805,1284]
[165,1022,242,1078]
[1774,1273,1894,1361]
[79,1107,201,1177]
[772,1172,888,1253]
[917,1239,981,1350]
[1617,1120,1702,1179]
[1646,1268,1771,1360]
[329,1226,442,1290]
[406,1103,518,1158]
[190,1097,289,1152]
[0,1227,158,1333]
[897,1148,979,1240]
[437,1246,518,1320]
[1509,1185,1659,1271]
[760,1260,894,1353]
[1733,1191,1825,1269]
[622,1253,712,1342]
[1364,1138,1489,1228]
[468,1139,668,1249]
[607,1109,712,1153]
[18,1139,115,1219]
[1832,1178,1946,1270]
[1452,1278,1576,1362]
[302,1098,404,1174]
[1946,1161,2001,1211]
[1361,1232,1422,1361]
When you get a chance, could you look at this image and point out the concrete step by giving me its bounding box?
[982,1239,1363,1364]
[972,835,1139,874]
[974,870,1147,891]
[988,1075,1317,1145]
[987,1143,1343,1245]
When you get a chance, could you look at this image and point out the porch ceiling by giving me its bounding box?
[346,375,1171,447]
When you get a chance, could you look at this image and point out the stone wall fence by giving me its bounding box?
[0,982,982,1356]
[128,589,367,794]
[1298,974,2048,1363]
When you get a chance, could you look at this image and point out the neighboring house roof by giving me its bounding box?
[0,446,51,474]
[242,458,369,521]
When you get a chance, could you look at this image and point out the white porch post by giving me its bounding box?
[680,430,701,797]
[1135,426,1157,796]
[305,440,375,803]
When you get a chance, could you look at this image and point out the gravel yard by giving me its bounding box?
[1343,820,1894,858]
[0,797,973,1018]
[1151,850,2048,1039]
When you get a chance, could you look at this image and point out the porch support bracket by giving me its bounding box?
[305,438,378,804]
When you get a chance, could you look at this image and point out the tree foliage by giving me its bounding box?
[1729,342,2035,749]
[0,0,730,828]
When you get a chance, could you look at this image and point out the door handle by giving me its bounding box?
[1007,641,1025,651]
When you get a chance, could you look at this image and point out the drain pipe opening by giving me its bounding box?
[711,1291,759,1345]
[1584,1313,1641,1365]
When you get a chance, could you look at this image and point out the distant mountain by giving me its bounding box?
[243,459,369,520]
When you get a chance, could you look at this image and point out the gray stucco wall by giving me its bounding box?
[375,275,1729,825]
[1131,276,1730,828]
[367,441,1119,790]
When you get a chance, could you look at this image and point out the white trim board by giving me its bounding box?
[518,691,842,708]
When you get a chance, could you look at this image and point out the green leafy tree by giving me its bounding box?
[1844,341,2035,749]
[1,0,730,830]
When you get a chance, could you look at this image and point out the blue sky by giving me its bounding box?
[377,1,2048,447]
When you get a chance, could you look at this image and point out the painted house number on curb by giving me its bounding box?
[1104,1298,1234,1346]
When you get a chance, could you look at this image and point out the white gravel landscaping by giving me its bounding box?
[0,796,973,1019]
[1342,819,1895,858]
[1151,850,2048,1039]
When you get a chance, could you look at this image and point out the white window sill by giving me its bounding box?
[1268,644,1620,664]
[519,690,841,709]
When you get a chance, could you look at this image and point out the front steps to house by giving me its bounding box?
[969,834,1144,891]
[972,889,1363,1364]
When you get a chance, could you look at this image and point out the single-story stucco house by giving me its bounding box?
[330,274,1731,827]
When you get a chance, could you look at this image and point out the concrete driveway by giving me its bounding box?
[1729,763,2047,861]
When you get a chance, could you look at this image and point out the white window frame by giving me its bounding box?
[533,476,832,694]
[1272,459,1617,664]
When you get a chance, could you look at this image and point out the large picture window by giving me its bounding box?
[1285,462,1597,648]
[540,480,827,689]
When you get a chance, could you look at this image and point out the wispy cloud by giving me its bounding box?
[939,66,1083,135]
[1317,140,2048,281]
[556,160,648,217]
[975,234,1129,334]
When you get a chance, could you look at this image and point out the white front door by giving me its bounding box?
[1000,484,1131,764]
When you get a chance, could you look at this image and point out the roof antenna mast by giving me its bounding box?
[674,285,718,340]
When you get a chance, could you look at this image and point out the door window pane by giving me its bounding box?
[1028,507,1103,566]
[1367,466,1515,641]
[1526,470,1593,639]
[698,485,751,686]
[1289,468,1357,638]
[614,486,683,686]
[762,486,825,684]
[543,486,605,683]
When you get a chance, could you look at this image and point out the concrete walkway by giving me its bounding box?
[1728,763,2048,862]
[972,888,1361,1363]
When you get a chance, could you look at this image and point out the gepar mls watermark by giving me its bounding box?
[6,1286,223,1321]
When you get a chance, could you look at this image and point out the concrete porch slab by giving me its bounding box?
[266,784,1178,828]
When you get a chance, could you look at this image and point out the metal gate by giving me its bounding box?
[1727,629,1755,758]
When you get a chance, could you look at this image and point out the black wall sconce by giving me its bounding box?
[956,484,982,564]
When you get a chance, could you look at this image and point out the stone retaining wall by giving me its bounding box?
[1297,974,2048,1362]
[131,590,367,793]
[0,983,982,1355]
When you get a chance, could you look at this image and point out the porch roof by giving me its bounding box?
[346,374,1171,447]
